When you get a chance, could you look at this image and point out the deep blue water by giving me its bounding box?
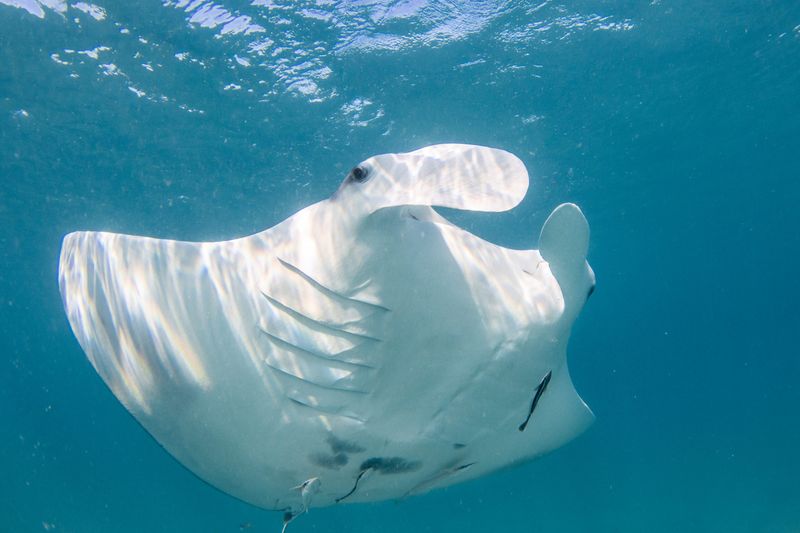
[2,1,799,531]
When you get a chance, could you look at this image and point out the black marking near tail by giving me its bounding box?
[335,456,422,503]
[359,456,421,474]
[518,370,553,432]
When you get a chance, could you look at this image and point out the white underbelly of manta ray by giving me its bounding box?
[58,144,595,527]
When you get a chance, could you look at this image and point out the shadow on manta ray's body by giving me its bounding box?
[58,143,596,529]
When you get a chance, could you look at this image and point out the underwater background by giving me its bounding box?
[1,1,799,531]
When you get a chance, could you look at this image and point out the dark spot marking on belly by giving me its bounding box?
[453,443,466,449]
[327,435,365,454]
[310,452,348,470]
[359,456,421,474]
[311,436,366,470]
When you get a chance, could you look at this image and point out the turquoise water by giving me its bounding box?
[2,1,799,531]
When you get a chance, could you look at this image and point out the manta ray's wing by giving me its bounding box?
[59,226,390,507]
[59,226,389,417]
[59,231,222,415]
[539,202,595,319]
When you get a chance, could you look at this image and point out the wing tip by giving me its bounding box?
[539,203,590,266]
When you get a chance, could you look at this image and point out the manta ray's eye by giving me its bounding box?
[350,166,369,183]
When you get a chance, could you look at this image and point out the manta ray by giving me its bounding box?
[58,143,595,528]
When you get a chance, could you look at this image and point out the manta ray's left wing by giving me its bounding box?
[60,228,387,424]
